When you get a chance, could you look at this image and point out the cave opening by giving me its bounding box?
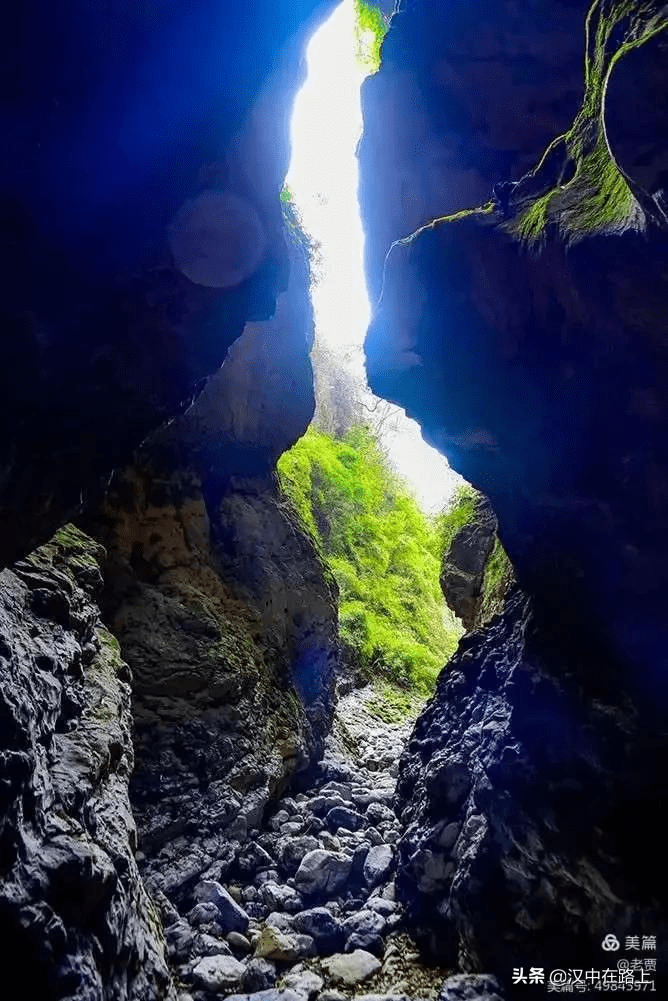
[274,0,511,728]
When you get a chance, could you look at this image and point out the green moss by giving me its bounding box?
[278,425,462,695]
[365,679,425,724]
[392,202,495,251]
[513,191,556,244]
[432,484,480,560]
[479,537,513,623]
[509,1,668,246]
[354,0,388,73]
[97,627,122,661]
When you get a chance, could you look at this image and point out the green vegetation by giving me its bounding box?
[280,185,321,281]
[365,680,426,724]
[277,425,462,696]
[432,483,479,559]
[510,0,668,246]
[479,537,513,623]
[434,484,514,628]
[353,0,388,73]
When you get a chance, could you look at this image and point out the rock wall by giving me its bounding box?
[1,5,341,995]
[359,0,589,297]
[361,0,668,987]
[440,497,511,633]
[1,0,334,566]
[85,228,338,909]
[0,525,173,1000]
[396,589,667,980]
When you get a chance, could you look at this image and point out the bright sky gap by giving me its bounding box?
[285,0,462,513]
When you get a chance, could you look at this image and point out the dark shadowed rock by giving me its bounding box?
[394,591,668,976]
[292,907,344,953]
[193,880,250,933]
[294,851,353,898]
[439,974,505,1000]
[0,0,335,566]
[363,845,394,888]
[440,498,498,631]
[0,525,173,999]
[362,3,668,984]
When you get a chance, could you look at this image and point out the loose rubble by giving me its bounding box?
[158,687,455,1001]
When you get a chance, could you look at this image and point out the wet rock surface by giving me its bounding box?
[157,687,452,1001]
[359,0,589,297]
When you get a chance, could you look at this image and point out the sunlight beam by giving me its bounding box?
[286,0,463,513]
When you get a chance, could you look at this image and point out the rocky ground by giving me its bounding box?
[157,686,500,1001]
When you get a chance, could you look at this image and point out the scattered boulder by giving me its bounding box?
[439,974,506,1000]
[191,954,246,993]
[281,967,324,999]
[193,880,250,934]
[363,846,394,888]
[291,907,343,953]
[325,806,366,832]
[321,949,382,986]
[294,850,353,898]
[242,958,278,992]
[254,926,316,962]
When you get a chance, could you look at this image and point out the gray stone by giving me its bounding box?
[281,967,324,999]
[192,954,246,993]
[260,881,302,912]
[253,925,316,962]
[363,845,394,888]
[238,843,276,877]
[277,835,322,874]
[188,902,220,927]
[265,911,296,932]
[366,802,395,825]
[438,974,506,1000]
[242,958,278,992]
[226,991,302,1001]
[321,950,382,986]
[326,806,366,832]
[294,850,353,898]
[193,880,250,933]
[227,931,252,955]
[366,897,399,917]
[342,910,386,954]
[192,932,232,957]
[291,906,343,952]
[166,919,196,962]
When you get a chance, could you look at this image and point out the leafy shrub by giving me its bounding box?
[277,425,462,695]
[353,0,388,73]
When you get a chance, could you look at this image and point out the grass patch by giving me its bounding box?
[432,483,480,560]
[365,679,427,724]
[277,425,462,695]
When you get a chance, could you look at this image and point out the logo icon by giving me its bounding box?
[602,934,620,952]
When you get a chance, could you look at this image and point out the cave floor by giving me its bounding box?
[169,686,451,1001]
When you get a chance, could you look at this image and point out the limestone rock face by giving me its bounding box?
[359,0,589,296]
[0,525,173,1000]
[361,0,668,987]
[395,591,667,976]
[0,0,333,566]
[84,229,338,906]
